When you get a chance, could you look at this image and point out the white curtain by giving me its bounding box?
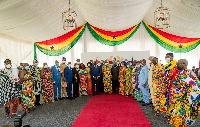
[0,23,200,69]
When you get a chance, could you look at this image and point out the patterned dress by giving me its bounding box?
[119,66,126,95]
[21,70,35,109]
[170,69,200,127]
[79,69,88,96]
[42,68,53,103]
[103,65,112,93]
[160,60,177,113]
[152,63,164,112]
[125,66,134,95]
[86,67,92,95]
[0,69,21,105]
[134,67,143,101]
[29,65,41,95]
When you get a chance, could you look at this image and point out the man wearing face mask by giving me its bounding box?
[90,61,102,96]
[138,59,149,106]
[152,57,164,115]
[72,63,80,98]
[29,59,42,106]
[19,63,35,113]
[148,56,154,104]
[64,62,74,99]
[0,59,21,118]
[134,61,143,102]
[160,53,177,120]
[111,62,119,94]
[102,61,112,94]
[125,61,134,96]
[169,59,200,127]
[51,60,62,101]
[41,63,54,103]
[60,57,67,99]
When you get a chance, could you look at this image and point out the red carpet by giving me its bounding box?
[72,94,151,127]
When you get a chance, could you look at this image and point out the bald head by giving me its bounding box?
[177,59,188,70]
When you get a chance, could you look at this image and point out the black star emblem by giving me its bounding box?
[50,46,54,50]
[112,35,117,39]
[178,44,183,48]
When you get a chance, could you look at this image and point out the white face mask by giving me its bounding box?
[148,60,151,64]
[88,64,90,66]
[20,66,23,69]
[76,65,79,68]
[62,61,66,64]
[6,64,12,69]
[127,65,130,68]
[44,65,48,68]
[98,63,101,66]
[117,62,119,64]
[68,64,71,67]
[105,63,108,65]
[77,62,80,64]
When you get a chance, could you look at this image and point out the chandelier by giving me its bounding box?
[62,0,77,30]
[154,0,170,29]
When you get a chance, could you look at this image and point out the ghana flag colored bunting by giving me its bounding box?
[143,22,200,53]
[34,24,86,58]
[87,23,141,46]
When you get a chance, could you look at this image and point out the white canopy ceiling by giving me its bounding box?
[0,0,200,43]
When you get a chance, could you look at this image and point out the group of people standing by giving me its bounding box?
[0,53,200,127]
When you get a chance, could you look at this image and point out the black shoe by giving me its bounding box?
[55,99,58,101]
[142,103,149,106]
[96,93,100,95]
[59,98,63,100]
[92,94,95,96]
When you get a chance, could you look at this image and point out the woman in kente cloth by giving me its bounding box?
[119,61,126,95]
[134,61,143,102]
[79,63,88,96]
[102,61,112,94]
[40,63,53,104]
[86,62,92,95]
[170,59,200,127]
[19,63,35,113]
[125,61,134,96]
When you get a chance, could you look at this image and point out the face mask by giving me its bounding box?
[44,65,48,68]
[35,63,38,66]
[56,63,59,66]
[117,62,119,64]
[114,65,117,67]
[98,63,101,66]
[88,64,90,67]
[140,63,143,66]
[62,61,66,64]
[136,65,140,68]
[6,64,12,69]
[25,66,29,70]
[127,65,130,68]
[68,64,71,67]
[110,64,113,66]
[148,60,151,64]
[77,62,80,64]
[20,66,23,69]
[165,58,170,63]
[105,63,108,65]
[76,65,79,68]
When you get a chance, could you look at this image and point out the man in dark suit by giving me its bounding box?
[90,61,102,96]
[64,62,73,99]
[72,63,80,98]
[111,62,119,94]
